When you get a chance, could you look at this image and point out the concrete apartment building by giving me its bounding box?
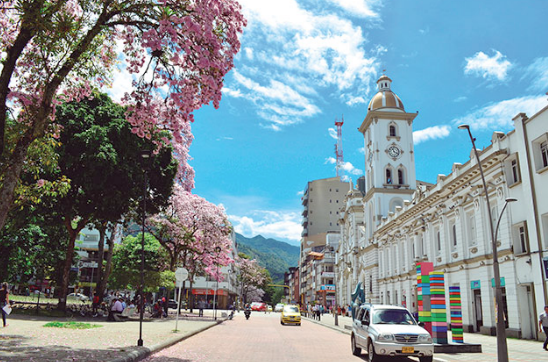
[335,74,548,340]
[300,176,350,305]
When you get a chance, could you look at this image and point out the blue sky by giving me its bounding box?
[150,1,548,246]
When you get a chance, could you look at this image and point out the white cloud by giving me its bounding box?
[451,95,548,131]
[229,210,302,244]
[225,0,382,129]
[325,157,363,175]
[328,128,337,139]
[454,96,467,103]
[464,50,513,82]
[523,57,548,92]
[222,87,244,98]
[232,70,321,127]
[244,47,254,60]
[107,65,134,103]
[413,125,451,145]
[327,0,381,18]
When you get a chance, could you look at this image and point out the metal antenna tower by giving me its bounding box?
[335,116,344,179]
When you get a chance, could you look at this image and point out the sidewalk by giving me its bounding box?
[0,309,226,362]
[303,313,548,362]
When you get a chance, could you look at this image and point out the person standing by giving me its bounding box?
[1,283,9,327]
[539,305,548,351]
[198,298,206,317]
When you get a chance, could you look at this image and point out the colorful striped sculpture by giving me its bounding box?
[449,286,464,343]
[416,262,433,335]
[430,271,448,344]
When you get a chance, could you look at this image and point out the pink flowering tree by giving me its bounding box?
[147,184,233,274]
[236,255,270,304]
[0,0,246,229]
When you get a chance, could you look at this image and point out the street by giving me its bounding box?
[143,312,417,362]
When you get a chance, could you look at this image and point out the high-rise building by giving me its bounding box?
[300,176,351,304]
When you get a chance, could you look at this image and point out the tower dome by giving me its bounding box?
[367,75,405,112]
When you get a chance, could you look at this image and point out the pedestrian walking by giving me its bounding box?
[198,298,206,317]
[539,305,548,351]
[1,282,9,327]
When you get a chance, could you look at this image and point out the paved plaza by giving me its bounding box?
[0,309,547,361]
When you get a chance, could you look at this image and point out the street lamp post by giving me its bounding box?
[213,247,221,320]
[458,125,509,362]
[137,150,151,347]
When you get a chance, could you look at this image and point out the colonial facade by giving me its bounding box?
[335,74,548,340]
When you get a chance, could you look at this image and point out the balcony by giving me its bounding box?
[301,216,308,227]
[301,228,308,237]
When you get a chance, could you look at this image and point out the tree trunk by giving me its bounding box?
[189,278,194,313]
[99,227,116,299]
[0,5,113,231]
[0,131,36,230]
[95,223,107,301]
[58,217,88,310]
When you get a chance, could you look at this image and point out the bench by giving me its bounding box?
[114,306,136,321]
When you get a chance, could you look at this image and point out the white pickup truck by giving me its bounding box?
[351,304,434,362]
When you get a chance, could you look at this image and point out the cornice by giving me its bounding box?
[359,110,418,134]
[375,149,508,236]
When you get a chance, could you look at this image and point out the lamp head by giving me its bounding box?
[505,197,518,203]
[458,124,470,130]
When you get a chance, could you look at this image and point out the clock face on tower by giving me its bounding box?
[387,145,401,159]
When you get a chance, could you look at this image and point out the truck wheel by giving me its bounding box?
[351,334,361,356]
[368,342,379,362]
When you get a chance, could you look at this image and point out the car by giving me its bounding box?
[267,305,273,312]
[274,303,285,312]
[67,293,90,302]
[280,304,301,326]
[250,302,267,311]
[351,304,433,362]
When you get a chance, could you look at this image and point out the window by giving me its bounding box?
[511,159,519,183]
[452,223,458,248]
[389,125,396,137]
[436,230,442,253]
[398,169,404,185]
[513,222,529,254]
[505,155,521,186]
[386,168,392,184]
[469,214,477,246]
[542,141,548,168]
[532,134,548,171]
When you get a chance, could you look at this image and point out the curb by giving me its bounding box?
[303,316,351,335]
[110,319,224,362]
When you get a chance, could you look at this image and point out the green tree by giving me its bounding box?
[109,233,174,292]
[42,93,177,309]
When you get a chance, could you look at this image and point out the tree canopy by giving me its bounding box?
[0,0,246,229]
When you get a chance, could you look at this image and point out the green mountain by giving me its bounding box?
[235,233,300,283]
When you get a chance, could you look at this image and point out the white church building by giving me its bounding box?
[336,74,548,340]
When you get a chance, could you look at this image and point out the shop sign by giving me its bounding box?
[320,284,335,291]
[322,272,335,278]
[470,280,481,289]
[191,289,227,296]
[491,277,506,288]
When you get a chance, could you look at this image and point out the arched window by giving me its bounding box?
[452,224,458,247]
[389,125,396,137]
[386,168,392,184]
[398,169,404,184]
